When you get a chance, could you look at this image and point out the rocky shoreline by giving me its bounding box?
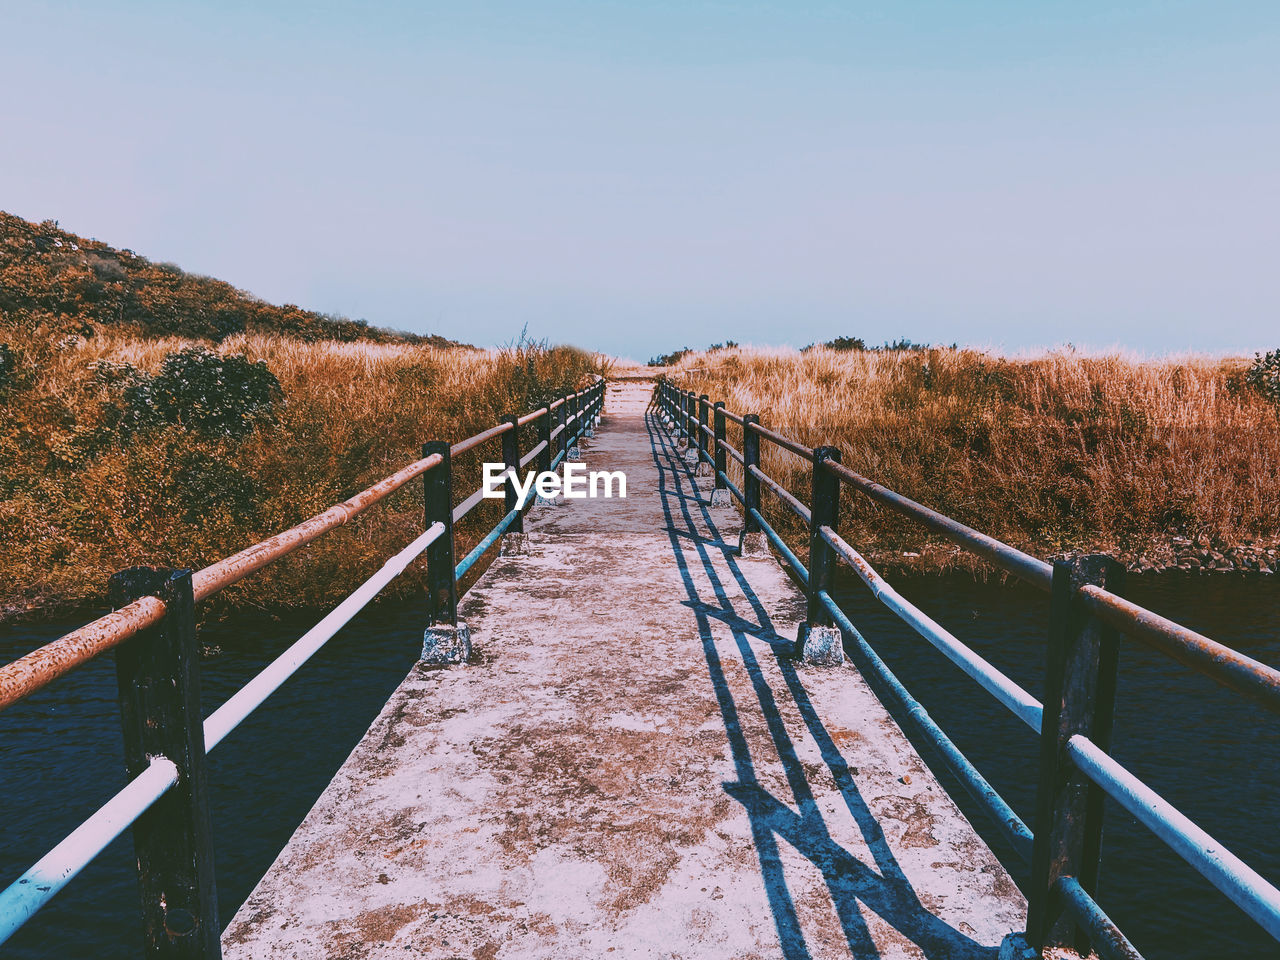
[1125,537,1280,575]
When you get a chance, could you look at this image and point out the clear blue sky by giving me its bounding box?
[3,2,1277,358]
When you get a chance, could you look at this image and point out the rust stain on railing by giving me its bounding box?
[0,451,444,713]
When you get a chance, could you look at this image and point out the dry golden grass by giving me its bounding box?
[665,345,1280,572]
[1,330,609,618]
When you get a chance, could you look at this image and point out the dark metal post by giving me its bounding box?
[713,401,727,489]
[1029,554,1126,955]
[742,414,761,532]
[806,447,841,631]
[109,567,220,960]
[558,397,567,462]
[502,415,524,531]
[538,406,552,476]
[423,440,458,625]
[686,391,696,447]
[698,394,710,464]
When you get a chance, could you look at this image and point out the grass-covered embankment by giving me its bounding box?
[0,331,609,620]
[664,344,1280,576]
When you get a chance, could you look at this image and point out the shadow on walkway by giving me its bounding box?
[646,413,996,960]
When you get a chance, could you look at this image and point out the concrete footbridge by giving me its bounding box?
[220,379,1026,959]
[5,376,1278,960]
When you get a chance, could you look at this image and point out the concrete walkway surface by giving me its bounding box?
[221,380,1026,959]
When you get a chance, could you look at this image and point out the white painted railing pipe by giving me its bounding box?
[820,526,1044,732]
[204,521,444,750]
[0,757,178,943]
[0,521,446,944]
[1067,734,1280,940]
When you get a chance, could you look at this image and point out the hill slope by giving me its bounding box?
[0,211,458,345]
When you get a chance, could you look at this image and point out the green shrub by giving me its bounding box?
[824,336,867,351]
[123,348,281,437]
[1246,349,1280,404]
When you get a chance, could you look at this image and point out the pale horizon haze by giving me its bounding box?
[2,2,1277,359]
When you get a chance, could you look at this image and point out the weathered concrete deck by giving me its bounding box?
[222,380,1026,959]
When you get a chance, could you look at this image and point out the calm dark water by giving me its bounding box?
[0,601,426,959]
[1,576,1277,958]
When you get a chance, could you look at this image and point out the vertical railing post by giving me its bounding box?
[502,415,523,533]
[538,405,552,475]
[713,401,727,490]
[109,567,220,960]
[805,447,841,631]
[423,440,457,625]
[698,394,710,465]
[742,414,761,532]
[557,396,567,463]
[686,391,696,448]
[1028,554,1126,955]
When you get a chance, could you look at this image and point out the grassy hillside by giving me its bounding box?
[665,345,1280,575]
[0,211,457,345]
[0,211,609,619]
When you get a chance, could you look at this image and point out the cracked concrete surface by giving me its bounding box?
[221,380,1026,959]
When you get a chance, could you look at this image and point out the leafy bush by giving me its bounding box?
[123,348,281,437]
[1246,349,1280,404]
[649,347,692,367]
[824,336,867,351]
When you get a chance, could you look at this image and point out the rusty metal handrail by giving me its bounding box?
[0,376,609,714]
[450,421,512,457]
[745,420,815,460]
[516,407,546,427]
[0,451,444,713]
[822,458,1054,589]
[656,379,1280,956]
[672,383,1280,714]
[0,377,608,954]
[749,464,811,525]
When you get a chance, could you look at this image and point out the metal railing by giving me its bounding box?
[0,378,606,957]
[656,379,1280,960]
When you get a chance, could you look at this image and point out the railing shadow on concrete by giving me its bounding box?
[647,411,998,959]
[655,379,1280,960]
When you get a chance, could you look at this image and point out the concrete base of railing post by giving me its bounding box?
[709,487,732,507]
[500,533,531,557]
[694,460,712,477]
[567,445,581,460]
[997,934,1039,960]
[421,622,471,665]
[738,530,770,559]
[683,447,700,465]
[584,428,595,438]
[796,624,844,666]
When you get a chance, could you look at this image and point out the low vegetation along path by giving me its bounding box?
[222,380,1024,960]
